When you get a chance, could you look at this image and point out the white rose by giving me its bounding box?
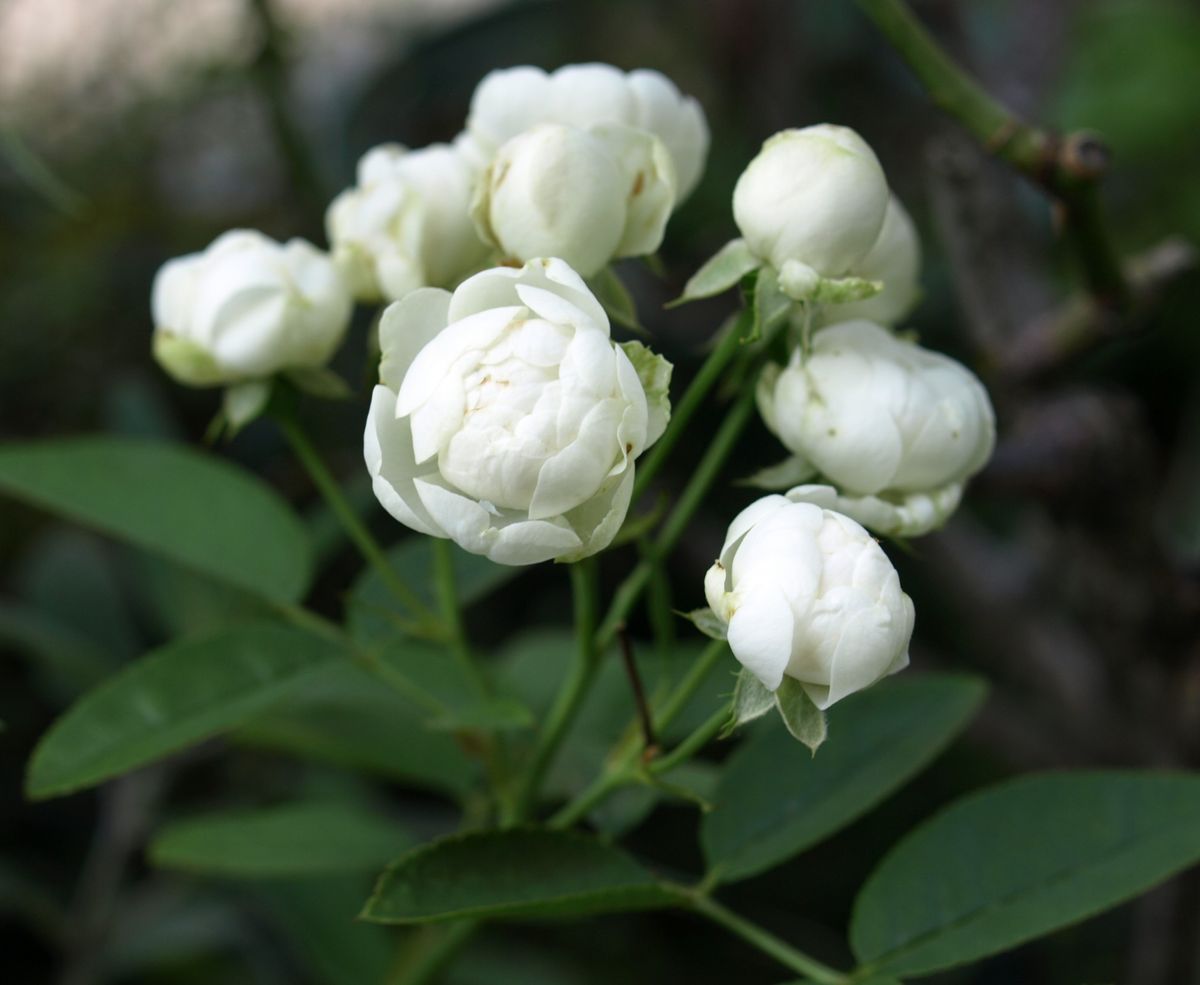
[364,257,671,565]
[463,62,709,200]
[151,229,351,386]
[325,143,491,302]
[756,320,995,535]
[471,123,676,277]
[704,496,913,708]
[733,125,889,290]
[832,194,921,326]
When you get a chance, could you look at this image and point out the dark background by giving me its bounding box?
[3,0,1200,982]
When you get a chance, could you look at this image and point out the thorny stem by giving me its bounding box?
[854,0,1131,309]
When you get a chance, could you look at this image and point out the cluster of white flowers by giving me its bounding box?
[148,63,997,722]
[150,63,697,564]
[701,123,995,710]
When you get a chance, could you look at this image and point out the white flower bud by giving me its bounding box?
[464,63,709,200]
[471,123,675,277]
[365,258,672,565]
[733,125,889,279]
[151,230,351,386]
[832,194,922,326]
[756,320,995,534]
[325,143,490,302]
[704,496,913,707]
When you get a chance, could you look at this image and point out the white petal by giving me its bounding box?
[378,288,452,391]
[726,583,794,691]
[528,397,623,519]
[364,386,443,536]
[560,468,635,561]
[515,283,592,330]
[394,305,520,417]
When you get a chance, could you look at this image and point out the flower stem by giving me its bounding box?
[597,383,759,651]
[853,0,1130,309]
[655,638,729,732]
[510,559,600,822]
[632,310,749,504]
[274,409,439,628]
[430,538,485,694]
[548,639,730,829]
[688,895,846,984]
[648,706,727,776]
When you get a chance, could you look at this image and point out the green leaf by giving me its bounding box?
[361,829,679,924]
[774,677,827,753]
[0,437,313,603]
[671,238,760,305]
[680,607,726,641]
[588,267,644,333]
[722,667,774,737]
[234,661,478,798]
[347,538,518,644]
[703,674,986,883]
[850,771,1200,977]
[26,623,342,799]
[149,801,413,877]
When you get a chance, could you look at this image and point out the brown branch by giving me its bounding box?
[996,237,1198,380]
[855,0,1132,310]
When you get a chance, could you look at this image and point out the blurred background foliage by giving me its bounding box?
[2,0,1200,982]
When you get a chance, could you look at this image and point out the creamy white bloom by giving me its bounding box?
[757,320,995,535]
[463,63,709,200]
[704,496,913,707]
[733,125,889,291]
[151,229,351,386]
[325,143,491,302]
[832,195,921,326]
[365,258,671,565]
[471,123,676,277]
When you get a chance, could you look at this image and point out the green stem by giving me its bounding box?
[597,384,759,651]
[655,638,729,732]
[548,769,626,829]
[511,559,600,821]
[632,311,748,503]
[429,536,514,816]
[430,538,486,694]
[854,0,1130,308]
[689,896,846,984]
[648,706,727,777]
[274,410,439,628]
[548,640,730,829]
